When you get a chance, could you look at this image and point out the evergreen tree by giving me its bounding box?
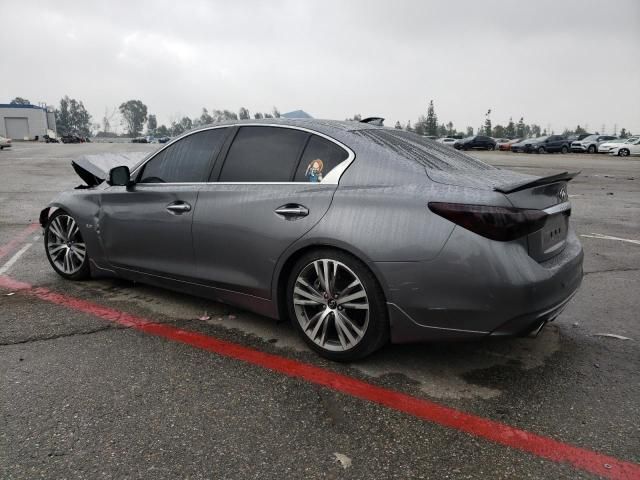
[466,126,474,137]
[425,100,438,136]
[394,121,402,129]
[505,117,516,138]
[405,120,413,132]
[272,107,281,118]
[516,117,526,138]
[619,128,628,138]
[484,109,492,136]
[238,107,250,120]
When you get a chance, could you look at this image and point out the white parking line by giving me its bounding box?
[0,243,33,275]
[580,233,640,245]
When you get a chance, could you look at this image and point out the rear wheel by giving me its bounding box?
[487,145,495,151]
[44,211,90,280]
[587,145,596,153]
[561,146,568,154]
[618,148,630,157]
[287,249,388,361]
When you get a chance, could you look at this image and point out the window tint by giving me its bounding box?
[294,135,349,182]
[139,129,227,183]
[219,126,308,182]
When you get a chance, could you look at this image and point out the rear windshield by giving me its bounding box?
[354,129,494,171]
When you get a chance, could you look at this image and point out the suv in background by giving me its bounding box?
[454,135,496,151]
[571,134,617,153]
[511,135,570,154]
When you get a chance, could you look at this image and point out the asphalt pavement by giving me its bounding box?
[1,143,638,479]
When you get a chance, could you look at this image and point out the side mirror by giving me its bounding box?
[109,166,132,187]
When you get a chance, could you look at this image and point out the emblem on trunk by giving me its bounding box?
[558,186,568,202]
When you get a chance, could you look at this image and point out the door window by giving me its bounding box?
[294,135,349,182]
[138,128,228,183]
[218,126,308,182]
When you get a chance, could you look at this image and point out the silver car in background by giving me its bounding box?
[41,119,583,361]
[571,134,618,153]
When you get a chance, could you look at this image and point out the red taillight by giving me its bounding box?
[428,202,548,242]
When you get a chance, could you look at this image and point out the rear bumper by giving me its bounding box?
[380,227,584,343]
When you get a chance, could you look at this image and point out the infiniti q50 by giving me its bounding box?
[41,119,583,361]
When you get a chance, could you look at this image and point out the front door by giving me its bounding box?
[100,127,230,279]
[192,126,352,299]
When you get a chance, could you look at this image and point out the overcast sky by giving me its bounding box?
[2,0,639,134]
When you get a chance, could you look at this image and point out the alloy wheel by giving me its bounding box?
[292,259,369,352]
[618,149,630,157]
[46,214,87,275]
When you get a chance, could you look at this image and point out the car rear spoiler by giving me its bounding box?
[494,171,580,194]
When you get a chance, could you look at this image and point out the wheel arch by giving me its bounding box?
[272,240,390,322]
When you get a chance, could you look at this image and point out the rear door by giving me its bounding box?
[100,128,229,279]
[192,126,352,299]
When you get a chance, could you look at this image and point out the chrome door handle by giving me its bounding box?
[275,204,309,217]
[166,202,192,214]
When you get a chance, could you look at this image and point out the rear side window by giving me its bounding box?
[294,135,349,182]
[139,128,227,183]
[219,126,308,182]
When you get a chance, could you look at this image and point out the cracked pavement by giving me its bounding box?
[0,143,638,479]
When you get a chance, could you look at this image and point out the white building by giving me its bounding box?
[0,104,57,140]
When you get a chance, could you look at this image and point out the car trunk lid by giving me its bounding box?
[498,172,579,262]
[428,169,579,262]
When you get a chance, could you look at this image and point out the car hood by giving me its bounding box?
[72,151,150,186]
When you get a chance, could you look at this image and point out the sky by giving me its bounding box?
[2,0,639,134]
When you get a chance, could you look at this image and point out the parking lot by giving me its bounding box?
[1,143,638,479]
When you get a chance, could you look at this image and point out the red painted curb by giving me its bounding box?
[0,274,638,479]
[0,223,40,261]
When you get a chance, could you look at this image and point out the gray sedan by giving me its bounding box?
[41,119,583,361]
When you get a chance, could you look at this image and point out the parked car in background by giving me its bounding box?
[610,137,640,157]
[0,136,12,149]
[496,138,520,151]
[597,136,638,154]
[61,134,85,144]
[571,134,617,153]
[454,135,496,151]
[511,136,570,154]
[437,137,457,146]
[158,136,171,143]
[43,135,59,143]
[566,133,592,143]
[132,137,149,143]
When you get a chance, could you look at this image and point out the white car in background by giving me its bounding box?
[610,137,640,157]
[0,136,12,149]
[437,137,458,146]
[598,136,639,154]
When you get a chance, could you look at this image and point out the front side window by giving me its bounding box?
[218,126,308,182]
[138,128,228,183]
[294,135,349,183]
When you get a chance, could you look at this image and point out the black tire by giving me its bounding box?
[44,210,91,280]
[587,145,596,154]
[487,145,495,151]
[561,146,568,154]
[286,248,389,362]
[618,149,630,157]
[537,146,545,154]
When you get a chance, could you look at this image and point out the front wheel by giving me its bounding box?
[587,145,596,153]
[618,149,630,157]
[44,211,90,280]
[537,146,545,154]
[286,249,388,361]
